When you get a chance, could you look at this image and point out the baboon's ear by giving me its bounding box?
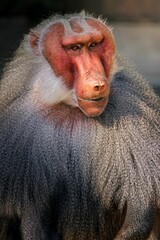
[29,31,40,56]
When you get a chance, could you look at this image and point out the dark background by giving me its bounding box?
[0,0,160,94]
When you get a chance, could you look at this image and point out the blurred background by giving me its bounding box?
[0,0,160,94]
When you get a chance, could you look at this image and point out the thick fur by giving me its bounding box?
[0,13,160,240]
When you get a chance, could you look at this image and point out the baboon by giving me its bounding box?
[0,12,160,240]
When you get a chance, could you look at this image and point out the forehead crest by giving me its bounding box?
[59,17,100,36]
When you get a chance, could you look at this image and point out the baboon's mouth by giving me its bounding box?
[78,97,105,102]
[77,96,108,117]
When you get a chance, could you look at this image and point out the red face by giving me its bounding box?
[31,17,116,117]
